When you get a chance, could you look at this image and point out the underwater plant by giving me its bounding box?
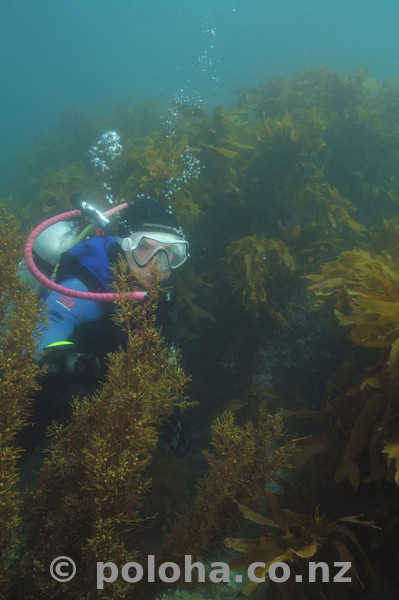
[18,162,95,228]
[17,260,192,599]
[148,410,295,599]
[300,182,366,238]
[0,201,46,593]
[305,249,399,490]
[226,488,378,599]
[224,234,295,319]
[175,267,216,340]
[9,64,399,597]
[307,249,399,351]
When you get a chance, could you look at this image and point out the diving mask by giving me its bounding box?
[120,231,189,274]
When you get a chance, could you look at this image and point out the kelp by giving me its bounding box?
[138,136,193,194]
[280,345,399,494]
[20,162,94,226]
[255,107,327,157]
[369,218,399,262]
[307,249,399,350]
[8,64,399,595]
[305,249,399,491]
[175,268,215,340]
[224,234,295,318]
[300,182,366,237]
[330,361,399,492]
[226,489,378,598]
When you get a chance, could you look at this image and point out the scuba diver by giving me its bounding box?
[22,194,190,455]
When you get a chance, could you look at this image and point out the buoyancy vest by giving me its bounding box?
[37,236,119,354]
[58,235,118,291]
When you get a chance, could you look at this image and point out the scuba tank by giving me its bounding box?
[19,220,82,297]
[20,194,112,298]
[31,220,82,267]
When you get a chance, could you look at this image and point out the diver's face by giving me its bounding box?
[125,237,173,283]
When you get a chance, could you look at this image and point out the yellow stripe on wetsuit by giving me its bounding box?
[45,341,75,349]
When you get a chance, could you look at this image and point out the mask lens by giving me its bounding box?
[133,238,156,266]
[152,250,170,274]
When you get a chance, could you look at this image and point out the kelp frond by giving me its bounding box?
[307,249,399,349]
[226,489,378,598]
[225,234,295,318]
[301,182,366,236]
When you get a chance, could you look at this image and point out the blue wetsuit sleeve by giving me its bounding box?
[37,278,107,354]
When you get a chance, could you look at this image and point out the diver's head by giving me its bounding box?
[116,198,189,283]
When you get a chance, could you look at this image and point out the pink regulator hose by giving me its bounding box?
[23,203,146,302]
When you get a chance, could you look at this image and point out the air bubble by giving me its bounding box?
[88,131,123,204]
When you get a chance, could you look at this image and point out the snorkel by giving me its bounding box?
[23,199,147,302]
